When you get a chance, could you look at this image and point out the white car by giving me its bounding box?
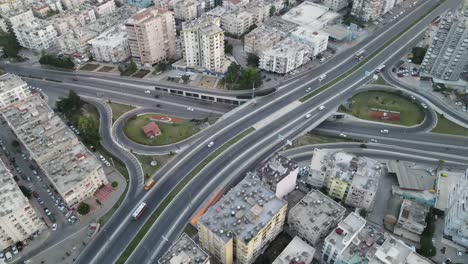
[370,139,377,143]
[304,114,312,119]
[186,107,194,111]
[207,141,214,148]
[319,105,325,111]
[144,90,151,94]
[104,161,111,167]
[339,133,347,137]
[11,246,18,255]
[52,223,57,231]
[380,129,389,134]
[305,87,312,93]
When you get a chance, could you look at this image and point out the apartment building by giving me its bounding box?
[259,38,310,74]
[174,0,204,21]
[308,149,382,210]
[351,0,384,22]
[127,0,153,8]
[221,10,254,37]
[198,173,287,264]
[288,190,346,246]
[15,21,58,50]
[181,15,225,72]
[245,0,271,25]
[321,215,432,264]
[321,213,367,264]
[420,9,468,82]
[255,153,298,199]
[290,28,328,57]
[322,0,349,11]
[244,25,286,55]
[2,9,35,32]
[31,0,63,18]
[93,0,116,17]
[88,27,130,63]
[393,199,429,242]
[0,159,45,252]
[52,7,97,34]
[125,7,177,66]
[158,233,210,264]
[444,168,468,247]
[1,95,108,208]
[61,0,86,10]
[272,236,315,264]
[0,73,31,110]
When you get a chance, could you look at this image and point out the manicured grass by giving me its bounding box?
[371,76,387,85]
[98,66,115,72]
[79,63,100,71]
[108,102,135,123]
[299,1,441,103]
[341,91,424,126]
[132,69,150,78]
[290,132,354,148]
[123,114,201,146]
[183,224,198,238]
[135,154,171,180]
[432,114,468,137]
[116,127,255,264]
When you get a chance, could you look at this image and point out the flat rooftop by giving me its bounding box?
[257,153,298,187]
[264,17,298,33]
[198,172,287,243]
[398,199,429,227]
[88,26,127,46]
[435,170,464,211]
[325,213,366,252]
[0,73,28,94]
[370,237,414,264]
[387,161,436,191]
[263,38,309,57]
[245,25,287,42]
[0,159,29,216]
[339,224,387,263]
[273,236,315,264]
[288,190,346,244]
[392,186,436,207]
[158,233,209,264]
[281,2,339,31]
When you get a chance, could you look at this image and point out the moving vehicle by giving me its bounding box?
[375,65,386,73]
[319,58,326,63]
[319,105,325,111]
[318,74,327,81]
[132,202,147,220]
[305,87,312,93]
[144,179,156,191]
[144,90,151,94]
[355,50,365,60]
[207,141,214,148]
[370,139,378,143]
[52,223,57,231]
[339,133,347,137]
[304,114,312,119]
[380,129,389,134]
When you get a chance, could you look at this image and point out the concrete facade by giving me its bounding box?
[0,73,31,110]
[322,0,349,11]
[88,27,130,63]
[158,233,210,264]
[351,0,384,22]
[256,154,298,199]
[15,21,58,50]
[272,236,315,264]
[444,168,468,248]
[174,0,204,21]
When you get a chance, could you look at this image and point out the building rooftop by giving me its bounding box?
[182,14,222,34]
[0,159,29,217]
[205,6,228,17]
[256,153,298,188]
[0,73,28,95]
[158,233,210,264]
[288,190,346,243]
[435,170,464,211]
[398,199,429,227]
[281,1,339,31]
[87,25,127,47]
[264,17,298,33]
[391,186,436,207]
[198,172,287,243]
[339,224,387,263]
[369,237,416,264]
[245,25,287,42]
[325,213,366,252]
[126,6,169,25]
[273,236,315,264]
[387,161,436,191]
[262,38,309,57]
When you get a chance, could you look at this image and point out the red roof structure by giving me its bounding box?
[142,122,161,138]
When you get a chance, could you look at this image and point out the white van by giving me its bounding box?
[318,74,327,81]
[380,129,389,134]
[319,58,326,63]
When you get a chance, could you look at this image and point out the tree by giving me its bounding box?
[247,53,260,67]
[411,47,427,64]
[224,42,233,54]
[238,67,262,90]
[269,6,276,16]
[0,30,21,58]
[128,60,138,75]
[156,62,168,72]
[11,140,20,148]
[111,181,118,188]
[359,209,368,218]
[224,63,241,88]
[78,116,100,147]
[56,90,81,119]
[437,159,444,171]
[19,185,31,199]
[77,202,90,215]
[39,54,75,69]
[181,74,190,83]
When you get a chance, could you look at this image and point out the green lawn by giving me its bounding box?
[370,76,387,85]
[123,114,201,146]
[342,91,424,126]
[290,132,355,148]
[108,102,135,123]
[79,63,100,71]
[98,66,114,72]
[184,224,198,238]
[132,69,150,78]
[432,114,468,136]
[135,154,171,180]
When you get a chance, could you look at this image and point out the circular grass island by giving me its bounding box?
[123,113,202,146]
[340,91,425,126]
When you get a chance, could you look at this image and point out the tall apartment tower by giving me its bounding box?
[444,168,468,247]
[198,173,287,264]
[351,0,384,22]
[0,159,45,251]
[181,15,225,73]
[0,73,31,109]
[125,7,177,66]
[420,8,468,81]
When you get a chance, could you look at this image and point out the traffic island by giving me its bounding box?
[340,91,425,126]
[431,113,468,137]
[123,114,203,146]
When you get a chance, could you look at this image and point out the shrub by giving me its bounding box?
[77,202,90,215]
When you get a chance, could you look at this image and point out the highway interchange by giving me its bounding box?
[4,0,468,263]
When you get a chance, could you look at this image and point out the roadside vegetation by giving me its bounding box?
[39,53,75,69]
[340,91,425,126]
[223,63,262,90]
[290,132,355,148]
[418,211,437,257]
[432,113,468,136]
[108,102,136,123]
[0,30,21,58]
[135,154,171,181]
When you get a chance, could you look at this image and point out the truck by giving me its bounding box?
[144,179,156,191]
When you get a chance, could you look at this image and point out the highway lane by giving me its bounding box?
[73,0,461,262]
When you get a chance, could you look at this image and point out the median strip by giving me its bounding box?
[116,127,256,264]
[299,1,441,103]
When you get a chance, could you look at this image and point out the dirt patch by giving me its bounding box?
[132,69,150,78]
[98,66,115,72]
[198,75,217,89]
[80,63,100,71]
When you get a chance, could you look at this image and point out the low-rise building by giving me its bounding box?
[322,0,349,11]
[221,10,254,37]
[0,159,45,251]
[255,153,298,199]
[158,233,210,264]
[174,0,204,21]
[290,28,328,57]
[245,0,271,25]
[92,0,116,17]
[244,25,286,55]
[0,73,31,110]
[393,199,429,242]
[288,190,346,246]
[259,38,310,74]
[61,0,86,10]
[281,1,340,32]
[272,236,315,264]
[127,0,153,8]
[1,95,109,208]
[15,20,58,50]
[88,27,130,63]
[31,0,63,18]
[444,168,468,248]
[351,0,384,22]
[198,173,287,264]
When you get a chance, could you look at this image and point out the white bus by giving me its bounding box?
[132,202,147,220]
